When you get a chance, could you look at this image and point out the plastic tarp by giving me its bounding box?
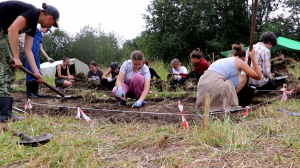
[40,58,89,78]
[271,37,300,53]
[221,37,300,57]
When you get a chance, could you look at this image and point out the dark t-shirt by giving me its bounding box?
[0,1,39,37]
[88,69,103,81]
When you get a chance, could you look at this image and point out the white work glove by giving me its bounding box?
[108,77,115,82]
[48,58,54,63]
[173,75,181,80]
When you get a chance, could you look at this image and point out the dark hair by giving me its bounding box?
[90,61,97,67]
[39,3,49,14]
[231,44,246,58]
[131,51,144,61]
[259,31,277,46]
[62,56,69,62]
[144,60,149,66]
[190,48,202,59]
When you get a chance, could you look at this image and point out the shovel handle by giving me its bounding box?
[18,66,65,97]
[1,124,21,137]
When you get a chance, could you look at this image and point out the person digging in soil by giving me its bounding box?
[0,1,59,121]
[87,61,103,82]
[22,27,55,99]
[169,59,188,89]
[55,57,75,89]
[112,51,150,107]
[243,31,277,92]
[196,44,261,112]
[100,62,119,90]
[172,48,210,89]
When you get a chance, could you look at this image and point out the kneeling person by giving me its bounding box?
[100,62,119,90]
[55,57,74,89]
[112,51,150,107]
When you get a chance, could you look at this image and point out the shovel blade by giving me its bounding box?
[19,133,53,146]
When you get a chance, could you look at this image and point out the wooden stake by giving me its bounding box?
[203,93,210,130]
[212,53,214,63]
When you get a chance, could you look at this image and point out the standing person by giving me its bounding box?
[244,31,277,91]
[87,61,103,82]
[0,1,59,122]
[100,62,119,90]
[55,57,74,89]
[196,44,261,112]
[23,27,55,99]
[144,60,160,79]
[178,48,210,86]
[112,51,151,107]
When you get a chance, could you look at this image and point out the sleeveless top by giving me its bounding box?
[55,65,68,77]
[207,57,239,79]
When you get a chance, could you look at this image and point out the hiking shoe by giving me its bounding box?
[118,100,127,107]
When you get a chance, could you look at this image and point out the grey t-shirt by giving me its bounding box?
[120,60,151,83]
[87,69,103,81]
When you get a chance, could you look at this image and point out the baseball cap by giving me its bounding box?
[110,62,119,70]
[44,5,60,28]
[47,28,52,32]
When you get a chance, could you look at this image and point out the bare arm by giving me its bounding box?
[8,16,27,69]
[139,79,150,101]
[236,50,261,80]
[23,34,43,83]
[39,44,50,59]
[102,68,112,79]
[115,72,125,87]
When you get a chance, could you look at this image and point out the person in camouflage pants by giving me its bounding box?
[0,33,15,97]
[0,31,19,122]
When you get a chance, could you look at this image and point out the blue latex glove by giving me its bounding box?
[132,99,142,107]
[116,86,125,98]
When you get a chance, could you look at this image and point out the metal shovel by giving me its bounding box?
[1,124,53,146]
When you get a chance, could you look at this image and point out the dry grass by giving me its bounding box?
[2,59,300,167]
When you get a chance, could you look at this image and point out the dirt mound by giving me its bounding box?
[271,57,298,90]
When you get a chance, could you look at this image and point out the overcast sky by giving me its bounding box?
[20,0,151,40]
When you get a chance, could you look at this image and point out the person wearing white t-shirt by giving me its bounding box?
[112,51,151,107]
[169,59,188,90]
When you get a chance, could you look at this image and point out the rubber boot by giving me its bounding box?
[33,81,44,97]
[0,97,21,123]
[26,81,38,99]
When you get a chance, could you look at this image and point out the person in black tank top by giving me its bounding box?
[55,57,75,89]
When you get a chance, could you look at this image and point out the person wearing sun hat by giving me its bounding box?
[22,26,55,99]
[100,62,120,90]
[0,1,59,122]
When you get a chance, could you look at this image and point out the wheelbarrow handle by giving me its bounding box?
[18,66,65,97]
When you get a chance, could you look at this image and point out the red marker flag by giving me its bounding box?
[178,101,188,130]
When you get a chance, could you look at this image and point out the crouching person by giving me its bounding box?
[196,44,261,112]
[112,51,150,107]
[55,57,74,89]
[100,62,120,90]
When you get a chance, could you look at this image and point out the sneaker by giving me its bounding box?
[118,100,127,107]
